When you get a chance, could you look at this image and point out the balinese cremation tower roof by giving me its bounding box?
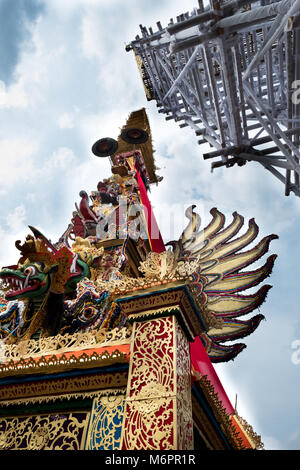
[0,109,274,450]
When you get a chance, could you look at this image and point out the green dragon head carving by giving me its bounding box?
[0,227,108,340]
[0,227,92,302]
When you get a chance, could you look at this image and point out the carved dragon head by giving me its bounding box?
[0,227,98,302]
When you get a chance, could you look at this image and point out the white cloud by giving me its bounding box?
[0,205,29,267]
[0,80,28,109]
[49,147,76,170]
[6,205,27,233]
[25,193,36,203]
[80,15,103,61]
[58,112,74,129]
[0,138,38,187]
[263,436,282,450]
[288,430,300,450]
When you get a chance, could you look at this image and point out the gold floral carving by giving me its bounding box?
[0,387,127,408]
[138,251,199,280]
[0,326,132,378]
[95,251,199,295]
[122,397,175,450]
[71,237,104,264]
[0,371,128,401]
[126,317,175,401]
[175,320,193,450]
[0,412,89,450]
[0,349,128,378]
[95,274,168,296]
[121,317,176,449]
[1,326,132,362]
[121,316,194,450]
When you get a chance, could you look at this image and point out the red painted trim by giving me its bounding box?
[230,415,253,448]
[190,336,235,415]
[134,165,165,253]
[10,344,131,365]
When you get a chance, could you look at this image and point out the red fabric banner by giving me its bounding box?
[134,166,165,253]
[190,336,235,415]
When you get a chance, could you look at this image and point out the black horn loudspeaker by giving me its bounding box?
[92,137,118,157]
[120,128,149,145]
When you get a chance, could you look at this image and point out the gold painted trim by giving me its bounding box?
[2,326,132,362]
[118,286,206,337]
[127,306,194,342]
[196,375,245,449]
[119,320,136,449]
[234,413,264,450]
[0,371,128,401]
[124,320,137,402]
[0,387,127,408]
[0,348,128,378]
[192,393,225,450]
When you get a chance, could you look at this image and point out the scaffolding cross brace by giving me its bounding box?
[127,0,300,196]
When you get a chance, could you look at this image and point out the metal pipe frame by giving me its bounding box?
[128,0,300,196]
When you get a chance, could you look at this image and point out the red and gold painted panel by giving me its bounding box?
[121,315,193,450]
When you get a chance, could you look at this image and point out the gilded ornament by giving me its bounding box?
[71,237,104,265]
[175,320,193,449]
[0,412,89,450]
[0,432,10,449]
[121,316,193,450]
[0,387,127,408]
[0,348,129,378]
[27,425,50,450]
[234,413,264,450]
[0,371,128,401]
[1,326,132,363]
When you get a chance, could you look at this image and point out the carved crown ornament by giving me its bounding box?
[95,250,200,295]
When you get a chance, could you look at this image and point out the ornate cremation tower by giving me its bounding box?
[126,0,300,196]
[0,109,275,450]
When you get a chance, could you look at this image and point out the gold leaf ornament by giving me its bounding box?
[27,425,50,450]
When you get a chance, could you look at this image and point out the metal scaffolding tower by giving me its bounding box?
[127,0,300,196]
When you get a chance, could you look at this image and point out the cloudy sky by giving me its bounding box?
[0,0,300,450]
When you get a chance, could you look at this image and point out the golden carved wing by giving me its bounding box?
[168,206,277,362]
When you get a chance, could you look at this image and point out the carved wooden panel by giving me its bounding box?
[121,315,193,450]
[0,412,89,450]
